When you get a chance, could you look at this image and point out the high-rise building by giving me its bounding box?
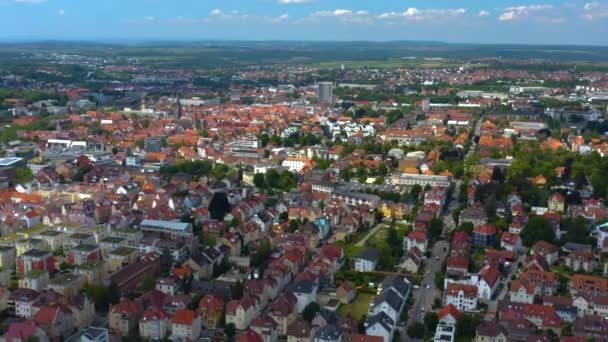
[318,82,333,104]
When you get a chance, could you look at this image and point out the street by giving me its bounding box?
[404,239,449,340]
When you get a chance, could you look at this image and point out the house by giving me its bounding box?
[570,274,608,297]
[548,192,566,213]
[269,291,298,336]
[109,299,143,336]
[226,296,259,330]
[33,304,74,340]
[572,315,608,340]
[139,306,171,341]
[364,312,394,342]
[352,334,383,342]
[571,289,608,318]
[251,313,279,342]
[336,282,356,304]
[238,329,265,342]
[369,287,404,323]
[459,204,488,227]
[531,241,559,265]
[400,247,422,274]
[5,320,48,342]
[477,265,501,301]
[315,324,342,342]
[444,283,478,311]
[11,288,38,318]
[500,232,523,254]
[447,256,469,276]
[379,276,410,300]
[66,293,95,330]
[475,320,508,342]
[171,309,202,341]
[355,248,380,272]
[473,224,497,246]
[434,323,456,342]
[287,320,312,342]
[565,250,596,273]
[510,270,558,303]
[404,230,428,253]
[198,294,225,328]
[156,276,181,296]
[438,304,462,326]
[289,280,318,313]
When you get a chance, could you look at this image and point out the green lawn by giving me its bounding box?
[337,292,374,320]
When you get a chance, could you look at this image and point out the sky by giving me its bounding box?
[0,0,607,45]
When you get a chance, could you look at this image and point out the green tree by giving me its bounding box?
[140,275,156,292]
[424,312,439,336]
[14,167,33,184]
[253,173,266,188]
[232,281,244,300]
[225,323,236,340]
[407,322,425,339]
[251,239,272,268]
[303,301,321,322]
[435,272,445,290]
[456,314,481,339]
[521,216,555,246]
[428,218,443,241]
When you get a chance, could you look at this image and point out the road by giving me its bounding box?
[405,240,449,337]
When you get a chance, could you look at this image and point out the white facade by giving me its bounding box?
[355,258,378,272]
[444,290,478,312]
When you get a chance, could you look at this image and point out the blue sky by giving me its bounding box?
[0,0,607,45]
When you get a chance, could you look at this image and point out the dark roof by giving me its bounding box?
[365,312,394,332]
[357,247,379,262]
[287,320,311,338]
[477,320,507,337]
[381,276,410,297]
[372,288,403,312]
[288,279,315,294]
[315,324,341,340]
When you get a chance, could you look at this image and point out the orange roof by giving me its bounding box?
[172,309,197,325]
[438,303,462,321]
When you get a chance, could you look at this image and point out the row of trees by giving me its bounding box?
[253,169,298,193]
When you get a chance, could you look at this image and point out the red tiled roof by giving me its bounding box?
[438,303,462,321]
[474,224,497,235]
[172,309,197,326]
[237,329,264,342]
[353,334,384,342]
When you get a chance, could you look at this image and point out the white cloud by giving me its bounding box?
[499,4,554,21]
[312,9,354,17]
[479,10,490,17]
[143,16,156,22]
[378,7,466,21]
[582,2,608,20]
[278,0,314,4]
[209,9,223,16]
[499,11,516,21]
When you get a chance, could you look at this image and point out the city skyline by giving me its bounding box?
[0,0,607,45]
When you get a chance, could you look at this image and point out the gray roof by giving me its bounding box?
[315,324,341,341]
[357,247,380,262]
[381,276,410,297]
[141,219,191,232]
[372,287,404,312]
[365,312,395,332]
[288,279,315,294]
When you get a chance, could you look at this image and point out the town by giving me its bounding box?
[0,40,607,342]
